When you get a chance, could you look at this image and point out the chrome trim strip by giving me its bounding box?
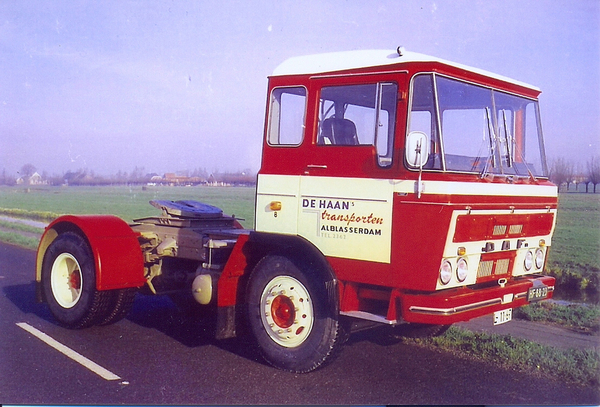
[515,291,528,300]
[409,297,502,316]
[340,310,396,325]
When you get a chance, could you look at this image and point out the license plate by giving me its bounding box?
[493,308,512,325]
[527,286,548,302]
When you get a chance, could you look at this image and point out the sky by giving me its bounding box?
[1,0,598,177]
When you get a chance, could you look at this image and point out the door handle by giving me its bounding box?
[306,164,328,169]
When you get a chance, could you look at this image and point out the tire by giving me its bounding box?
[98,288,137,325]
[246,255,345,373]
[42,232,113,329]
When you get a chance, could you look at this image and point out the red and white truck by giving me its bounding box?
[35,48,557,373]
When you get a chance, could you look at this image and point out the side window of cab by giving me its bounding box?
[267,87,307,146]
[317,82,397,167]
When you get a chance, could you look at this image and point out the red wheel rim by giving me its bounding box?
[271,295,295,328]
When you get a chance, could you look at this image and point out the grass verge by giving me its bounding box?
[0,207,61,222]
[406,326,600,387]
[546,263,599,304]
[515,301,600,334]
[0,219,45,235]
[0,230,40,250]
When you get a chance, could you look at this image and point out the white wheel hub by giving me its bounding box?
[50,253,83,309]
[260,275,314,348]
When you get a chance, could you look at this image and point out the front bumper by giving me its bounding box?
[399,275,555,325]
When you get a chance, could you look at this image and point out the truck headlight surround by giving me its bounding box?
[439,260,452,285]
[535,248,544,270]
[456,257,468,282]
[524,250,533,271]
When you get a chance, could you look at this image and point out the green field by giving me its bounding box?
[1,186,597,264]
[0,185,598,300]
[549,193,600,268]
[0,185,256,227]
[0,186,598,266]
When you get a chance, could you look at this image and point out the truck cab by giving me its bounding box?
[256,48,556,326]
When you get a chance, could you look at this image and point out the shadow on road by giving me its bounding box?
[126,294,216,347]
[4,280,403,371]
[125,293,267,367]
[3,282,54,323]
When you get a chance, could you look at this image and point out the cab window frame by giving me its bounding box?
[266,85,308,147]
[315,81,398,168]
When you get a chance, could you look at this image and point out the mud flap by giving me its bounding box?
[215,305,237,340]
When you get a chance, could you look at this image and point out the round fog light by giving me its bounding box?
[440,260,452,285]
[457,258,468,282]
[524,250,533,271]
[535,248,544,269]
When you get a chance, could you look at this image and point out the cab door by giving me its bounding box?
[297,78,402,263]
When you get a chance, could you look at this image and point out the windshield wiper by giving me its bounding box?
[480,107,497,179]
[500,109,537,182]
[501,110,513,168]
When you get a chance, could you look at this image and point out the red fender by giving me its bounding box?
[36,215,145,291]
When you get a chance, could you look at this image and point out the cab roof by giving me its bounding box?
[272,48,540,92]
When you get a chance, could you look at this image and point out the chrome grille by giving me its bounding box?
[495,259,510,275]
[477,260,494,278]
[493,225,507,235]
[509,224,523,234]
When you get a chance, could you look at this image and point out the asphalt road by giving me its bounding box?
[1,242,598,405]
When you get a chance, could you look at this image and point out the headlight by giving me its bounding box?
[524,250,533,271]
[456,258,468,282]
[440,260,452,285]
[535,248,544,269]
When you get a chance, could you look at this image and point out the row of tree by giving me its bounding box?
[548,156,600,193]
[0,165,257,187]
[3,157,599,191]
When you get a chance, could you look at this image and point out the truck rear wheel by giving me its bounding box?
[246,255,344,373]
[42,232,113,329]
[98,288,137,325]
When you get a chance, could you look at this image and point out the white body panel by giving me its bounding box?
[256,174,394,263]
[298,176,394,263]
[255,174,300,235]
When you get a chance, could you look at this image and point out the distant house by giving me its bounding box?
[29,172,45,185]
[16,172,47,185]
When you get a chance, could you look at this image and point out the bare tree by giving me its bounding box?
[549,157,574,191]
[588,156,600,193]
[20,163,36,177]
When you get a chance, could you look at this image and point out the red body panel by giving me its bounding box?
[217,233,250,307]
[454,213,555,242]
[41,215,145,290]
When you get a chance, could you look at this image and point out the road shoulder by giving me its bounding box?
[457,315,599,350]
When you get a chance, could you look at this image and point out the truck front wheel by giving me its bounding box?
[246,255,344,373]
[42,232,113,329]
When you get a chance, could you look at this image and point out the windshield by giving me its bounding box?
[408,74,548,177]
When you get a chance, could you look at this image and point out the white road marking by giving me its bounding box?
[16,322,121,381]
